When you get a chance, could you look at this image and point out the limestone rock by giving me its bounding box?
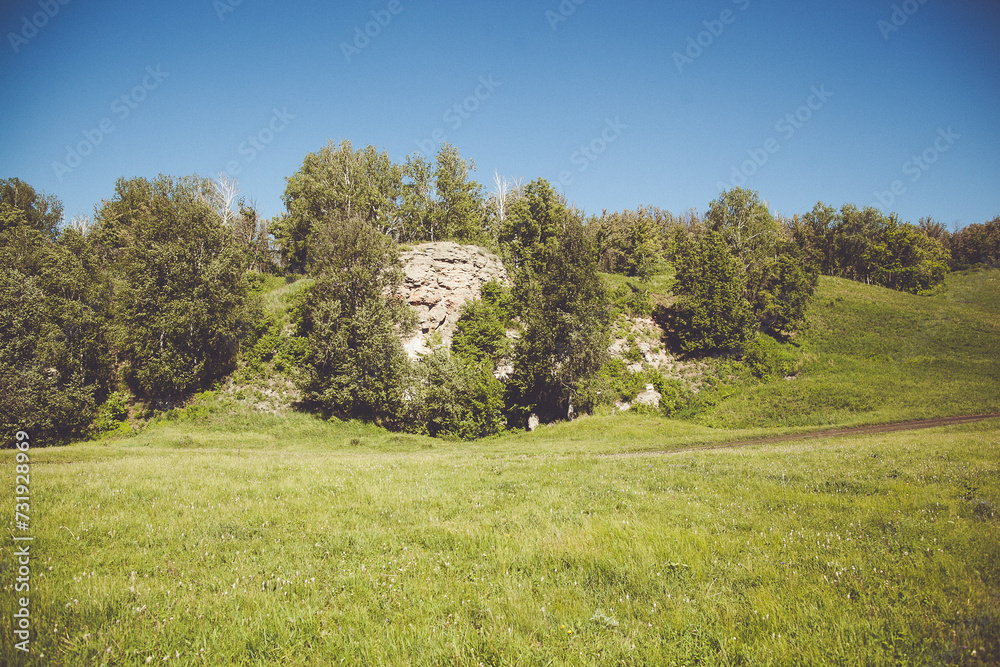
[397,242,508,357]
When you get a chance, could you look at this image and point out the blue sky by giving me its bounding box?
[1,0,998,229]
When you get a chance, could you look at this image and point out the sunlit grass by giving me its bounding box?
[692,270,1000,429]
[3,417,998,665]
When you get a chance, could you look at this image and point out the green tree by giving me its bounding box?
[947,217,999,270]
[406,349,505,440]
[93,175,257,400]
[278,140,403,270]
[451,280,512,366]
[706,188,781,306]
[432,143,486,243]
[295,214,415,425]
[399,153,435,242]
[592,206,664,280]
[755,245,818,337]
[1,180,112,445]
[672,231,755,355]
[506,217,610,425]
[499,178,565,276]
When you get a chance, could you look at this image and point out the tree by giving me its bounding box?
[591,206,664,280]
[948,217,999,270]
[399,153,435,242]
[1,180,112,445]
[451,280,512,367]
[278,140,403,270]
[93,175,257,400]
[706,188,781,307]
[295,214,415,425]
[405,349,505,440]
[506,216,610,425]
[755,245,818,337]
[672,230,755,355]
[0,177,62,239]
[499,178,565,275]
[432,143,486,244]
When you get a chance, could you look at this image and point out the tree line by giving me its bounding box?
[2,140,997,445]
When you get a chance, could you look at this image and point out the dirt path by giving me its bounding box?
[614,413,1000,457]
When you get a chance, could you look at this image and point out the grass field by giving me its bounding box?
[2,270,999,666]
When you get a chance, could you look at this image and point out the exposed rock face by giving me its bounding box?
[398,242,508,357]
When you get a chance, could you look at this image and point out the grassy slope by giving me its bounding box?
[696,270,1000,429]
[2,270,998,665]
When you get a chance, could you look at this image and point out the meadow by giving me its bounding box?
[2,270,999,666]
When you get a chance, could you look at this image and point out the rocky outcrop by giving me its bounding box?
[398,242,508,357]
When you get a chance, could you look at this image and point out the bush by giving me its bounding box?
[1,180,113,445]
[406,350,506,440]
[610,282,653,318]
[89,392,132,439]
[672,231,755,356]
[451,280,512,366]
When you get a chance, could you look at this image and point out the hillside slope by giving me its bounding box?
[691,270,1000,429]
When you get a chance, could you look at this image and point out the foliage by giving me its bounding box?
[0,180,112,445]
[755,246,819,337]
[0,176,62,239]
[93,174,258,400]
[589,206,667,280]
[88,391,133,439]
[237,314,307,381]
[295,214,415,425]
[405,349,506,440]
[277,140,403,271]
[499,178,566,279]
[797,202,951,293]
[276,141,492,270]
[672,230,755,355]
[431,143,486,244]
[609,281,654,318]
[947,216,999,270]
[506,216,611,425]
[705,187,782,303]
[451,280,513,366]
[648,373,693,416]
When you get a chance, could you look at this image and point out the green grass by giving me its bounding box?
[694,270,1000,429]
[3,417,998,665]
[600,270,675,298]
[260,276,312,324]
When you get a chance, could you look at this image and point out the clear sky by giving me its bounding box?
[2,0,998,229]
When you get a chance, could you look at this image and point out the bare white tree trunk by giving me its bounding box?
[214,173,240,227]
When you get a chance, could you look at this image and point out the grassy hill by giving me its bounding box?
[2,270,998,665]
[689,269,1000,430]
